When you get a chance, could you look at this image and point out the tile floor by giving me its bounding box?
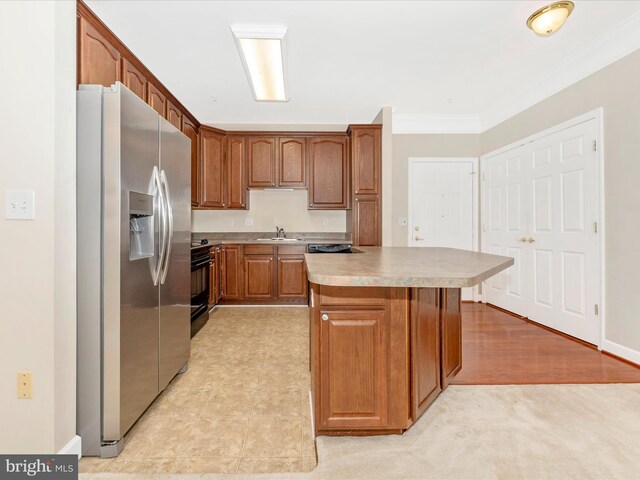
[79,306,317,474]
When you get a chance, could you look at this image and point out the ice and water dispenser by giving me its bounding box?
[129,191,154,260]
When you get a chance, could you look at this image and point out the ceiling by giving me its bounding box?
[85,1,640,128]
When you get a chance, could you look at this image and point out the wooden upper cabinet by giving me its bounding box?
[147,83,166,117]
[227,136,248,209]
[353,196,381,246]
[278,138,307,187]
[78,17,121,86]
[182,118,199,207]
[318,308,389,429]
[167,100,183,130]
[200,129,226,208]
[351,126,381,195]
[247,137,276,188]
[120,58,147,100]
[308,137,349,209]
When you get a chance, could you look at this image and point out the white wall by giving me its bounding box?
[0,0,76,453]
[192,190,346,232]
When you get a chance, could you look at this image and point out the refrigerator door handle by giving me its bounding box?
[160,169,174,285]
[153,166,167,286]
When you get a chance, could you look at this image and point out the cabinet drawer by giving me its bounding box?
[278,245,307,255]
[244,245,276,255]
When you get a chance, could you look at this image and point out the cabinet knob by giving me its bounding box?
[321,314,329,321]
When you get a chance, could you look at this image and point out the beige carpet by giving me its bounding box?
[82,383,640,480]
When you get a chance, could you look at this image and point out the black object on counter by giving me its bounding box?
[308,243,352,254]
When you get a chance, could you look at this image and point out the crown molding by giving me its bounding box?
[482,11,640,131]
[393,12,640,135]
[392,114,482,134]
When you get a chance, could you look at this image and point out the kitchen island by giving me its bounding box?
[305,247,513,436]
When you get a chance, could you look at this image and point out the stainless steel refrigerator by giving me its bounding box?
[77,83,190,457]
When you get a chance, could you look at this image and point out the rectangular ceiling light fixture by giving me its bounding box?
[231,25,288,102]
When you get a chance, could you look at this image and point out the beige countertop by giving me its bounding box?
[305,247,514,288]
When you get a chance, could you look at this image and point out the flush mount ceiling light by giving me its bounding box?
[527,1,575,36]
[231,25,288,102]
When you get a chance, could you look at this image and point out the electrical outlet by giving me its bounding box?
[17,371,32,399]
[322,218,329,227]
[5,190,35,220]
[244,218,254,227]
[398,217,407,226]
[226,218,234,227]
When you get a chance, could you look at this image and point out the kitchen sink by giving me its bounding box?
[254,238,303,242]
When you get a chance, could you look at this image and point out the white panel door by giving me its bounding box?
[482,149,530,316]
[410,160,475,300]
[482,118,600,345]
[527,122,600,344]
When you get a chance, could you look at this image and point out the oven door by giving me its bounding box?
[190,256,210,320]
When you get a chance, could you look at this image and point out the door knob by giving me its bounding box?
[526,237,536,243]
[415,226,420,231]
[321,314,329,321]
[415,236,424,241]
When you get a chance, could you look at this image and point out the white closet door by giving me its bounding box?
[527,120,600,344]
[482,148,530,316]
[482,118,600,345]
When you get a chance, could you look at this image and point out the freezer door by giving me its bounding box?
[158,117,191,390]
[102,84,161,441]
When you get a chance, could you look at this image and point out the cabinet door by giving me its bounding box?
[147,83,166,117]
[120,58,147,100]
[277,255,308,299]
[200,130,226,208]
[182,118,199,207]
[247,137,276,187]
[352,127,381,195]
[309,137,349,209]
[216,248,223,302]
[441,288,462,388]
[209,257,216,305]
[319,309,388,429]
[353,195,381,246]
[78,17,121,86]
[410,288,441,420]
[227,136,247,209]
[278,138,307,187]
[244,256,275,299]
[166,100,183,130]
[221,246,242,299]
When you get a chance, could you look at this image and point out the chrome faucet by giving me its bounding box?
[276,226,286,239]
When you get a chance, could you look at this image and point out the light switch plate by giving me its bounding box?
[5,190,35,220]
[398,217,407,226]
[17,371,32,399]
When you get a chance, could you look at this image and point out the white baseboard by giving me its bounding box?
[602,339,640,366]
[57,435,82,458]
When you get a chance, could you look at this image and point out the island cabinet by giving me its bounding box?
[309,283,462,436]
[308,136,350,209]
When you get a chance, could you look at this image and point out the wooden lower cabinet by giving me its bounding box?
[410,288,441,420]
[440,288,462,388]
[311,284,461,436]
[277,256,307,299]
[221,246,242,300]
[318,308,389,429]
[244,255,275,299]
[209,246,221,306]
